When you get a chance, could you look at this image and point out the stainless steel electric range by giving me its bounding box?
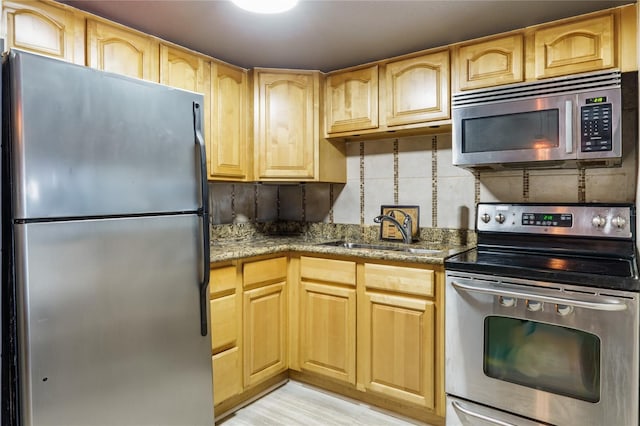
[444,203,640,426]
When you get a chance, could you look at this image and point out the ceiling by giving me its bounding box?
[62,0,635,72]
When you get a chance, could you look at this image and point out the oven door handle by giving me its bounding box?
[451,400,519,426]
[451,279,628,312]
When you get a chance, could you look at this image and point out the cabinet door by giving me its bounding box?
[325,66,378,134]
[384,50,450,126]
[533,14,614,79]
[212,347,242,405]
[243,282,287,387]
[457,34,524,90]
[160,44,206,93]
[86,19,159,81]
[361,291,436,409]
[254,71,317,180]
[209,62,250,180]
[300,281,356,384]
[3,0,84,64]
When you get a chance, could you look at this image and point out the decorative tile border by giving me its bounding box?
[431,136,438,227]
[578,168,586,202]
[301,183,307,222]
[474,170,481,206]
[393,138,399,204]
[359,142,365,232]
[254,184,259,221]
[329,184,335,224]
[231,183,237,223]
[522,169,530,202]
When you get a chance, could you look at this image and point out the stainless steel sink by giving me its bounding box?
[317,241,443,255]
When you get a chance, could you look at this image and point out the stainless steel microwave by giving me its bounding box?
[452,70,623,169]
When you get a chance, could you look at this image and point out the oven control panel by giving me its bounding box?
[476,203,633,238]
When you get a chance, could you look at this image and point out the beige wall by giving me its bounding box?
[210,132,637,228]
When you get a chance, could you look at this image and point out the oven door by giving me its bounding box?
[445,272,639,426]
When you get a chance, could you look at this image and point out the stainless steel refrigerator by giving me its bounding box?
[1,50,213,425]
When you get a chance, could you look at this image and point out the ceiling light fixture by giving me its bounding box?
[231,0,298,14]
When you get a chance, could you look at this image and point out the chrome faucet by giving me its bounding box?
[373,209,413,244]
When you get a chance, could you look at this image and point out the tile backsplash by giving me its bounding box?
[209,132,637,231]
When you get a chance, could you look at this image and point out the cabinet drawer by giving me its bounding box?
[212,347,242,405]
[210,294,238,353]
[300,256,356,286]
[210,265,237,296]
[364,263,434,297]
[243,257,287,287]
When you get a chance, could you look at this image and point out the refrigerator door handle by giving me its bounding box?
[193,101,210,337]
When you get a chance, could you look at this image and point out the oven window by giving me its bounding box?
[462,109,559,153]
[484,316,600,403]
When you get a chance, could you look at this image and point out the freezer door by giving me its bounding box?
[14,215,213,426]
[7,50,203,219]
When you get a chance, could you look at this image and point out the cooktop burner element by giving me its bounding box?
[445,203,640,292]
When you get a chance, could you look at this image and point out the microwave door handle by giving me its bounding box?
[450,279,628,312]
[565,100,573,153]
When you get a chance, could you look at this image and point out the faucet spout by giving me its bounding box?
[373,210,413,243]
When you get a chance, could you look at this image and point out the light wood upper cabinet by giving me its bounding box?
[253,69,317,180]
[384,50,450,126]
[160,45,211,178]
[3,0,84,64]
[253,69,345,182]
[325,65,379,134]
[209,62,250,181]
[86,19,159,81]
[160,44,206,93]
[456,34,524,90]
[533,14,615,79]
[299,257,356,384]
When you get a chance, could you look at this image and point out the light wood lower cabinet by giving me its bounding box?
[359,263,437,409]
[361,291,436,408]
[243,257,288,387]
[299,257,356,384]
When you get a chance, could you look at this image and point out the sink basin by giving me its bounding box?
[317,241,443,255]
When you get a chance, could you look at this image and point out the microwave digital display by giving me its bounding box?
[522,213,573,227]
[586,97,607,104]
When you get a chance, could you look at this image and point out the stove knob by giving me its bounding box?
[592,215,607,228]
[499,296,516,308]
[556,304,573,316]
[495,213,506,224]
[611,216,627,229]
[526,300,543,312]
[480,213,491,223]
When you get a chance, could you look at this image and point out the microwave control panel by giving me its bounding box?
[581,99,612,152]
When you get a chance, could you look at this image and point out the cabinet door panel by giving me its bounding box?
[243,282,287,387]
[534,14,614,79]
[160,44,205,93]
[210,293,238,353]
[362,292,435,409]
[87,19,159,81]
[210,63,249,180]
[325,66,378,134]
[255,71,316,179]
[457,34,524,90]
[300,282,356,384]
[385,51,450,126]
[212,347,242,405]
[3,0,84,64]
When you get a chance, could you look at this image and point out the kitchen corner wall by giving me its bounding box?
[209,132,637,229]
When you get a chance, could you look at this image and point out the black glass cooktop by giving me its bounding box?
[445,247,640,292]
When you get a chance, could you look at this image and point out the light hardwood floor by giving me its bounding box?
[216,381,431,425]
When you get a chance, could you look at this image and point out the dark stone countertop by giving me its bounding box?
[210,236,474,265]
